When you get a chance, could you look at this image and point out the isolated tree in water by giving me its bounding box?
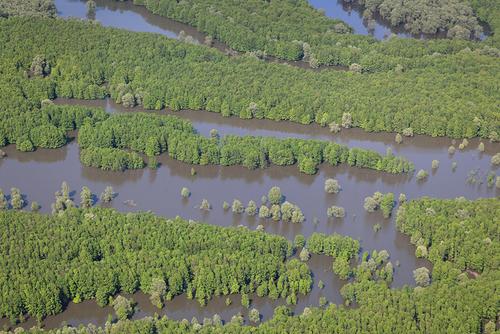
[10,188,24,210]
[268,186,282,205]
[100,186,115,203]
[80,186,93,209]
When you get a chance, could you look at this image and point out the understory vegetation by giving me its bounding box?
[0,18,498,140]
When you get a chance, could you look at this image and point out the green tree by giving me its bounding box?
[10,187,24,210]
[112,295,134,320]
[80,186,93,209]
[268,186,282,205]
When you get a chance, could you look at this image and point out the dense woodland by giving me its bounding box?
[0,19,498,139]
[345,0,484,38]
[122,0,500,67]
[2,198,498,333]
[0,2,499,333]
[77,112,414,174]
[0,0,55,18]
[0,208,313,322]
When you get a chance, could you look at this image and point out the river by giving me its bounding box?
[0,0,498,330]
[1,98,498,329]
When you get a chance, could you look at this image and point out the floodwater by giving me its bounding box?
[0,254,344,329]
[2,1,498,330]
[1,98,498,330]
[53,0,488,71]
[309,0,490,40]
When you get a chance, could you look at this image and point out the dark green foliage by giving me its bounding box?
[80,147,145,171]
[5,200,500,334]
[0,102,108,150]
[0,18,498,140]
[124,0,499,69]
[307,233,360,279]
[77,112,413,174]
[354,0,483,38]
[396,197,499,273]
[0,208,311,321]
[0,0,56,18]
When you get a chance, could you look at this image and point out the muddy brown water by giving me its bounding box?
[3,1,499,328]
[1,97,498,330]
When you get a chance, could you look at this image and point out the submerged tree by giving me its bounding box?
[249,308,260,323]
[10,187,24,210]
[80,186,93,209]
[324,178,341,194]
[100,186,115,203]
[245,200,258,216]
[181,187,190,198]
[327,206,345,218]
[200,199,211,210]
[268,186,282,205]
[112,295,134,320]
[416,169,428,181]
[232,199,244,214]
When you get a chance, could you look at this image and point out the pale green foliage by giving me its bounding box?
[10,187,24,210]
[232,199,244,214]
[249,308,260,323]
[181,187,190,198]
[80,186,93,209]
[258,205,270,218]
[416,169,428,181]
[324,178,341,194]
[413,267,431,287]
[100,186,115,203]
[491,153,500,166]
[245,200,258,216]
[112,295,134,320]
[268,186,282,205]
[299,248,310,262]
[327,206,345,218]
[200,199,211,210]
[149,277,167,309]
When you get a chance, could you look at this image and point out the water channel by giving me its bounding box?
[1,98,498,329]
[0,0,497,330]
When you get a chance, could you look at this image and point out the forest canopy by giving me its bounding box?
[0,208,312,322]
[0,18,498,140]
[2,197,498,333]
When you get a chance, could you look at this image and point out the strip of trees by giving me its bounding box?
[124,0,499,68]
[77,112,414,174]
[0,18,498,141]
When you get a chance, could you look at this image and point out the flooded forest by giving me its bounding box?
[0,0,498,333]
